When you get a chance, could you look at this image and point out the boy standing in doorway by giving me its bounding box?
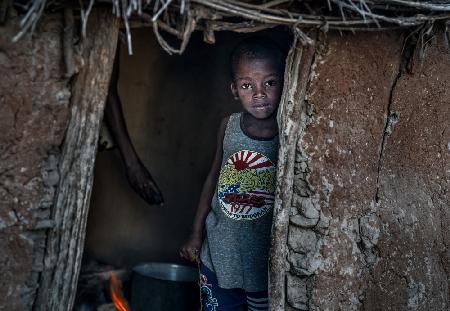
[180,37,285,311]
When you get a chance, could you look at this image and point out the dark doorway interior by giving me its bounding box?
[84,26,292,268]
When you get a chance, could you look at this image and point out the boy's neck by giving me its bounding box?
[241,111,278,140]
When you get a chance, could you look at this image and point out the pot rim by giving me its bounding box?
[132,262,198,282]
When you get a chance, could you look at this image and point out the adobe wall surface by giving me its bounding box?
[286,32,449,310]
[0,14,70,310]
[368,34,449,311]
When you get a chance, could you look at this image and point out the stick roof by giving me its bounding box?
[11,0,450,54]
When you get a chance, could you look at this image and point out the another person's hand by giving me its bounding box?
[125,159,164,205]
[179,232,202,263]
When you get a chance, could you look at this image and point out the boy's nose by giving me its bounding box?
[252,86,267,99]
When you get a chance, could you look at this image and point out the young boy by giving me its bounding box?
[180,37,285,311]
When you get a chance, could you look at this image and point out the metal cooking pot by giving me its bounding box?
[131,263,200,311]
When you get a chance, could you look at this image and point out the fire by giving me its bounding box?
[109,272,130,311]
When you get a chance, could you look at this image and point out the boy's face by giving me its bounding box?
[231,57,283,119]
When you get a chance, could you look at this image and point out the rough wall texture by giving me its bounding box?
[367,35,450,311]
[33,10,119,311]
[269,38,316,311]
[0,9,118,311]
[285,31,449,311]
[0,14,70,310]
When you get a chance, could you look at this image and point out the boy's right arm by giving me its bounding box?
[179,116,229,262]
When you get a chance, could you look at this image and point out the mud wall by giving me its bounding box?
[0,14,71,310]
[286,32,449,310]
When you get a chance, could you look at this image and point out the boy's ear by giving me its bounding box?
[230,82,239,100]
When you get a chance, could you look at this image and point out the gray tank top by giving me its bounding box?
[200,113,279,292]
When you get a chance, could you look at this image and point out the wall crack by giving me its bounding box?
[374,35,416,203]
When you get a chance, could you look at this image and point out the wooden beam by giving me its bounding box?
[33,9,119,311]
[269,37,316,311]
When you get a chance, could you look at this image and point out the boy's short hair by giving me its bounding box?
[230,36,285,79]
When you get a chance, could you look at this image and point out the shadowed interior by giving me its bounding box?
[84,27,292,267]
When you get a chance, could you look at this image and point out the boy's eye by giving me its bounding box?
[241,83,252,89]
[265,79,278,87]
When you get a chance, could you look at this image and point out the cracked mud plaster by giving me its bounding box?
[365,34,450,311]
[286,31,404,310]
[0,13,70,310]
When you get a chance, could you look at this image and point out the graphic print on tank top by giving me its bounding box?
[218,150,276,220]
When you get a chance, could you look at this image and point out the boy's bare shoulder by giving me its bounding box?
[217,115,231,141]
[220,115,231,128]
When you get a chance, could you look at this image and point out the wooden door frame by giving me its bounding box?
[33,9,120,311]
[269,38,316,311]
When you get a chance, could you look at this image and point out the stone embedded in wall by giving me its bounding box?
[314,211,331,235]
[286,273,309,310]
[288,226,318,254]
[288,249,323,277]
[290,214,318,228]
[293,178,311,197]
[359,212,380,249]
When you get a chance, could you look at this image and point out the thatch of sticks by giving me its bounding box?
[9,1,450,54]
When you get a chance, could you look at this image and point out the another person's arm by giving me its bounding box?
[104,48,163,205]
[179,117,228,262]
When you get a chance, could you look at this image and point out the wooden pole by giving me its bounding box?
[34,9,119,311]
[269,38,316,311]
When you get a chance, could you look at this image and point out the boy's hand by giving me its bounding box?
[125,160,164,206]
[179,233,202,263]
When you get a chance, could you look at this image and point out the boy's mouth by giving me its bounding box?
[252,102,270,110]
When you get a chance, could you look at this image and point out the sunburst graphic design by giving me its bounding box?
[218,150,276,221]
[227,150,274,171]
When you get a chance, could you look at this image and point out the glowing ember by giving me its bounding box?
[109,272,130,311]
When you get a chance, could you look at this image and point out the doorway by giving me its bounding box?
[84,26,292,267]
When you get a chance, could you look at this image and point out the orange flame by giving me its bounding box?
[109,272,130,311]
